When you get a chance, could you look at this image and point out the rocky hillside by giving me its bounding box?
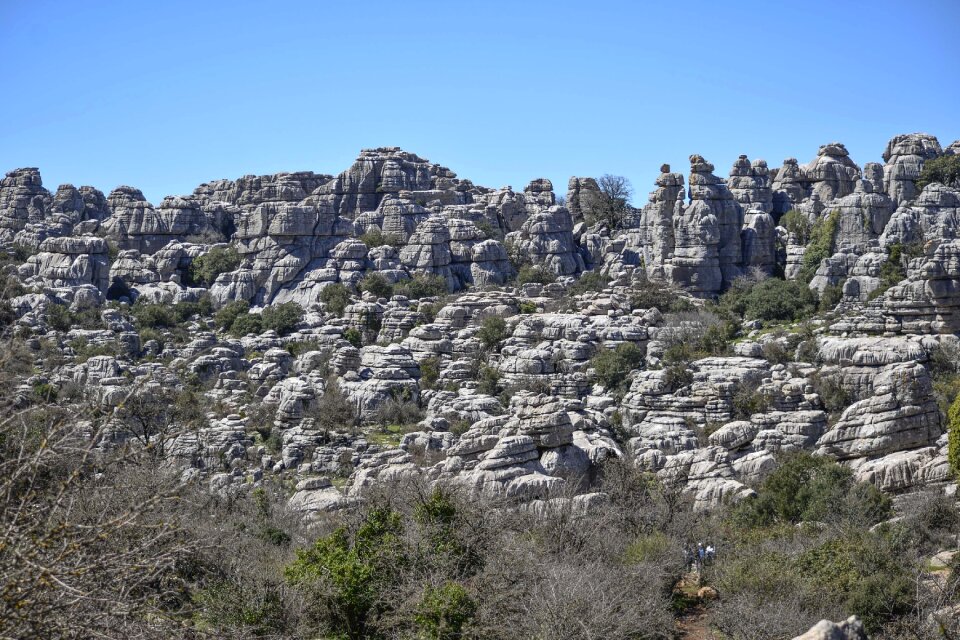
[3,134,960,638]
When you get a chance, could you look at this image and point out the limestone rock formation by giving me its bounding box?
[883,133,943,207]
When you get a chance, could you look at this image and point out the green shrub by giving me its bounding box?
[799,210,840,282]
[568,270,607,295]
[173,295,213,322]
[591,343,644,392]
[948,393,960,481]
[393,273,448,299]
[629,279,692,312]
[343,327,362,348]
[475,365,501,396]
[779,209,812,244]
[476,316,508,351]
[732,380,773,418]
[414,582,477,640]
[810,371,851,418]
[46,303,73,332]
[359,229,405,248]
[516,265,556,285]
[868,243,922,300]
[358,273,394,299]
[733,452,890,529]
[215,300,250,331]
[285,507,407,639]
[518,301,537,314]
[188,246,241,287]
[917,154,960,190]
[419,356,440,390]
[229,313,263,337]
[794,533,914,632]
[819,282,844,311]
[261,302,304,336]
[320,283,352,316]
[131,302,178,329]
[720,276,817,323]
[32,381,58,403]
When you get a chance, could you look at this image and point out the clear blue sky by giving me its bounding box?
[2,0,958,204]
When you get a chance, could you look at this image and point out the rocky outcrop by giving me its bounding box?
[883,133,942,207]
[686,155,743,287]
[637,165,684,279]
[508,206,584,276]
[728,155,773,214]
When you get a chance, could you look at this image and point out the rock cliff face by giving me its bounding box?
[4,130,960,523]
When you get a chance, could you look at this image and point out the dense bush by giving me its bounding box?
[567,270,607,295]
[629,279,694,313]
[799,210,840,282]
[720,275,817,323]
[261,302,304,336]
[779,209,812,244]
[591,342,644,393]
[320,283,352,316]
[917,153,960,189]
[393,273,448,299]
[359,229,405,248]
[215,299,251,331]
[733,452,890,528]
[516,265,556,285]
[948,393,960,480]
[419,356,440,390]
[476,316,509,351]
[229,313,262,336]
[358,273,394,299]
[188,246,241,287]
[869,242,922,300]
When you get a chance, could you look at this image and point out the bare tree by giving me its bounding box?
[582,174,634,230]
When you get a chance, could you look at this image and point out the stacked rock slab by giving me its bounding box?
[771,158,807,216]
[637,164,684,279]
[728,155,773,214]
[882,133,943,208]
[565,177,600,224]
[310,147,467,219]
[667,188,720,295]
[687,155,743,288]
[508,206,584,276]
[0,168,52,247]
[20,235,110,295]
[804,142,861,203]
[881,185,960,333]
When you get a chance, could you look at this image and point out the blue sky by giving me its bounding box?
[2,0,958,204]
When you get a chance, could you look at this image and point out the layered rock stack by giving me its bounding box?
[637,164,684,279]
[883,133,943,208]
[684,155,742,290]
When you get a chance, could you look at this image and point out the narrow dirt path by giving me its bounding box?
[673,571,718,640]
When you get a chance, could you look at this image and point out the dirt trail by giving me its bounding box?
[673,571,718,640]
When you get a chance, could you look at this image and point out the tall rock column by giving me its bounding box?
[687,155,743,288]
[638,164,684,279]
[882,133,942,208]
[667,190,721,296]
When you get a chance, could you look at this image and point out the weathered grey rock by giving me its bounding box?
[883,133,943,207]
[20,235,109,294]
[792,616,867,640]
[805,142,860,203]
[508,206,584,276]
[687,155,743,287]
[566,177,600,224]
[637,164,684,279]
[728,155,773,214]
[816,362,941,461]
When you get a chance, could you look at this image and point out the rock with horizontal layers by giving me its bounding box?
[816,361,941,461]
[883,133,943,208]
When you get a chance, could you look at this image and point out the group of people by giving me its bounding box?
[685,542,716,572]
